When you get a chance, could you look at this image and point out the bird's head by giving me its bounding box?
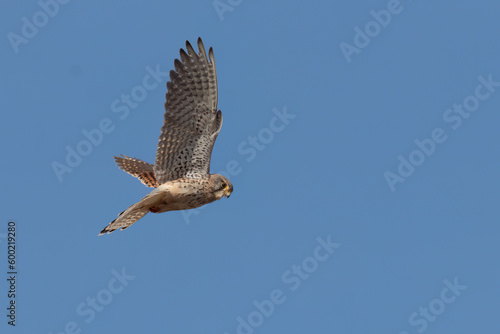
[210,174,233,200]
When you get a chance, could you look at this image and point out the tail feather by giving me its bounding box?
[114,155,159,188]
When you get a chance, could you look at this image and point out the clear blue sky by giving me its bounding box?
[1,0,499,333]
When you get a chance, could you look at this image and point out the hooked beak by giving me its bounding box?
[224,188,232,198]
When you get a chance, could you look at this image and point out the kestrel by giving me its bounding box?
[99,38,233,236]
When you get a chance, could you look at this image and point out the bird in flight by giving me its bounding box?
[99,38,233,236]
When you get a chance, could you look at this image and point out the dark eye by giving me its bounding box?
[221,182,227,189]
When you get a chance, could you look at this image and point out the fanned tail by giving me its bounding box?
[114,155,159,188]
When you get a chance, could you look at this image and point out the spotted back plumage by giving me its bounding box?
[154,38,222,185]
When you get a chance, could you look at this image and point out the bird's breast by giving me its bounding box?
[149,180,213,213]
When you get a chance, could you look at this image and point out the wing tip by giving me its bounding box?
[97,228,109,236]
[98,222,136,236]
[185,40,196,55]
[114,154,132,162]
[197,37,206,56]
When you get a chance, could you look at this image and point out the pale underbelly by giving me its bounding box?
[149,193,214,213]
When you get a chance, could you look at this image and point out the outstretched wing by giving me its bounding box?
[114,155,159,188]
[98,188,165,236]
[154,37,223,185]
